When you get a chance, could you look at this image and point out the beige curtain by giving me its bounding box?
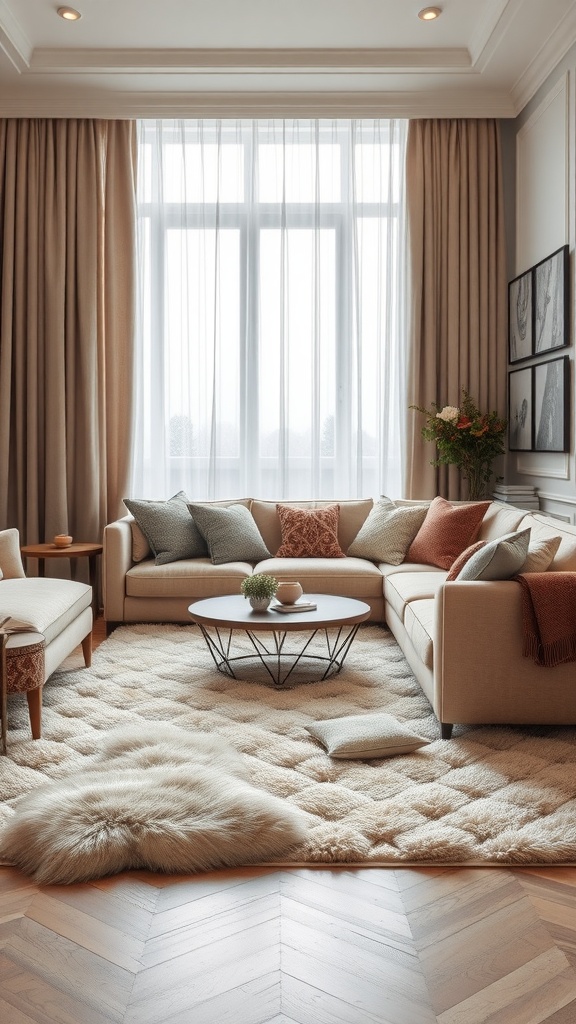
[405,119,507,499]
[0,119,136,545]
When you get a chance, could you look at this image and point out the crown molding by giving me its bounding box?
[469,0,513,67]
[511,5,576,113]
[28,47,473,75]
[0,0,31,72]
[0,88,516,119]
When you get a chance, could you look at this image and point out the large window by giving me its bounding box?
[133,119,408,500]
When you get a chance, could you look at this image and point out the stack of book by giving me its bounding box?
[271,599,317,614]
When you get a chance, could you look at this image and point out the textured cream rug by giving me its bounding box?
[1,623,576,866]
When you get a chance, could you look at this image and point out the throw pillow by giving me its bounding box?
[275,504,345,558]
[187,503,271,565]
[446,540,487,581]
[454,528,531,582]
[130,520,151,563]
[521,535,562,573]
[406,497,491,570]
[124,491,207,565]
[306,713,429,759]
[0,528,26,579]
[347,499,428,565]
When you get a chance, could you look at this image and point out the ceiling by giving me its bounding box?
[1,0,575,118]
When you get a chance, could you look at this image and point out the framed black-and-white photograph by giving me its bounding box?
[533,355,569,452]
[508,366,533,451]
[508,268,533,363]
[533,244,569,355]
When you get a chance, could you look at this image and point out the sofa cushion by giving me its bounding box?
[385,570,448,622]
[188,503,271,566]
[306,713,429,759]
[253,556,384,599]
[404,599,435,669]
[0,528,25,579]
[518,515,576,571]
[0,578,92,646]
[250,498,373,555]
[476,503,528,543]
[521,534,562,573]
[275,505,345,558]
[407,497,490,570]
[124,491,207,565]
[126,559,253,599]
[453,529,531,582]
[347,500,428,565]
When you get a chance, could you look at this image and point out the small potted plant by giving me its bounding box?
[241,573,279,611]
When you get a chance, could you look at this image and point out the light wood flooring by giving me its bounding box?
[1,621,576,1024]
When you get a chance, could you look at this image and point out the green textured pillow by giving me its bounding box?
[347,500,428,565]
[306,713,429,759]
[124,491,207,565]
[455,528,531,581]
[188,503,271,565]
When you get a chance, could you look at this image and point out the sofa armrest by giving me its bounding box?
[434,579,576,727]
[103,516,134,623]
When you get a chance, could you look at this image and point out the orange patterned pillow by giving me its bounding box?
[406,497,491,570]
[446,540,487,581]
[276,504,346,558]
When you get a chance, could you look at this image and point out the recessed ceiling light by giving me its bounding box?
[57,6,82,20]
[418,7,442,20]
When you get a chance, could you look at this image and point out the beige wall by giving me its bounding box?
[506,43,576,526]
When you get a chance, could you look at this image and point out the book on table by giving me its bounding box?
[271,600,317,613]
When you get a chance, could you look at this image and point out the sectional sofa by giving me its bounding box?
[103,498,576,737]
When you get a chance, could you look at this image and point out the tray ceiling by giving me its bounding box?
[0,0,575,117]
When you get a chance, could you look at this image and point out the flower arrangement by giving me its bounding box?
[411,390,507,500]
[240,573,279,600]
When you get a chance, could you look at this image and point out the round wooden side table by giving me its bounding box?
[20,542,103,617]
[1,631,45,755]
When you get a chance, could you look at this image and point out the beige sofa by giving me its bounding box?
[102,499,576,737]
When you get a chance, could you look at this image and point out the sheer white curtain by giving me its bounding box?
[132,118,408,501]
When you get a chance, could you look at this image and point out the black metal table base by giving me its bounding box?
[196,622,362,687]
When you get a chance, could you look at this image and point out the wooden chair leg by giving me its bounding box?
[81,633,93,668]
[26,686,43,740]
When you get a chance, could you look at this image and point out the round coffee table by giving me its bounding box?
[188,594,371,687]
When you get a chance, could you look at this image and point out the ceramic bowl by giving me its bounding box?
[54,534,73,548]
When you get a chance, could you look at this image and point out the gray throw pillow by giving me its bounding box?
[455,528,531,581]
[347,499,428,565]
[124,491,207,565]
[188,503,271,565]
[306,713,429,759]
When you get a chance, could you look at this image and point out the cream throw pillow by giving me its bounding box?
[521,535,561,573]
[347,499,428,565]
[306,713,429,759]
[0,528,25,579]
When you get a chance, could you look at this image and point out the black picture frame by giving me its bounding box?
[508,267,533,364]
[533,355,570,452]
[508,366,533,451]
[533,244,570,356]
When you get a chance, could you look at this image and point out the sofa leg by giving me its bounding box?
[26,686,42,739]
[81,633,93,668]
[440,722,453,740]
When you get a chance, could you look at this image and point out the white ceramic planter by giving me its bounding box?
[249,597,271,611]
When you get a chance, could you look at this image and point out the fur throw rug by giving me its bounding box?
[0,723,309,884]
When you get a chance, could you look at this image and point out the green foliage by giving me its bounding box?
[241,573,279,599]
[410,390,507,499]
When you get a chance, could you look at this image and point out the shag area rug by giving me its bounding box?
[1,623,576,867]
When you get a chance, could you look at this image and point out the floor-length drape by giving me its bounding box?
[0,119,137,545]
[133,119,407,501]
[405,119,507,499]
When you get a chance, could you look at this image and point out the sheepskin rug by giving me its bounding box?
[2,623,576,868]
[0,722,309,884]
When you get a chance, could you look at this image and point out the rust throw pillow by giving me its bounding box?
[406,497,491,570]
[276,504,346,558]
[446,540,487,581]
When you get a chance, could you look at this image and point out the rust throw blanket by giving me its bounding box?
[516,572,576,667]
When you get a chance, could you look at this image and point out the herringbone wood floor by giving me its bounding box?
[1,621,575,1024]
